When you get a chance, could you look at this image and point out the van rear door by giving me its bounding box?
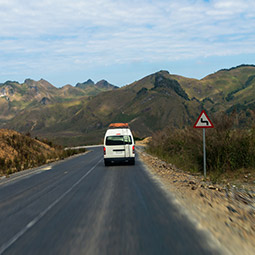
[105,135,125,158]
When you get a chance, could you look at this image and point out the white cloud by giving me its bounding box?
[0,0,255,83]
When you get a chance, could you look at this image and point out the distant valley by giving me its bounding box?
[1,64,255,146]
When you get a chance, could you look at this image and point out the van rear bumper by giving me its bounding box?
[104,157,135,165]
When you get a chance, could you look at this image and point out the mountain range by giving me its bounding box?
[1,64,255,146]
[0,78,117,120]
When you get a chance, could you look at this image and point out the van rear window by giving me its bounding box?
[106,135,132,145]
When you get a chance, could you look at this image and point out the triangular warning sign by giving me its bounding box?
[193,110,214,128]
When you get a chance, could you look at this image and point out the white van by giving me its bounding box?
[103,123,135,166]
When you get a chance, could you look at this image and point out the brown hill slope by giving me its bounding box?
[1,65,255,146]
[0,129,74,176]
[6,71,201,145]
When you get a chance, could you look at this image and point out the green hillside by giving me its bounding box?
[1,65,255,146]
[0,78,117,123]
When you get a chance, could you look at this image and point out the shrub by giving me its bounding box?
[147,127,202,172]
[147,112,255,175]
[0,158,6,171]
[0,131,87,176]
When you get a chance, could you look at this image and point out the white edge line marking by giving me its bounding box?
[0,150,91,186]
[0,169,45,186]
[0,158,102,255]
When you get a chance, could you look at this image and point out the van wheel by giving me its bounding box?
[104,160,110,166]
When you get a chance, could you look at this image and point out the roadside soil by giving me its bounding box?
[137,145,255,255]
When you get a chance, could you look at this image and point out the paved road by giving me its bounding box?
[0,147,222,255]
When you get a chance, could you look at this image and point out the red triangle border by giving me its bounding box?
[193,110,214,128]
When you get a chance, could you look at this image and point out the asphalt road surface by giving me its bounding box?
[0,147,223,255]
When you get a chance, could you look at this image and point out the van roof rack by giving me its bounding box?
[108,123,129,129]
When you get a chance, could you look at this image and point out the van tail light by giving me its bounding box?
[132,145,135,154]
[104,147,106,155]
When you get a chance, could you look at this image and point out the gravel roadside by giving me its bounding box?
[137,146,255,255]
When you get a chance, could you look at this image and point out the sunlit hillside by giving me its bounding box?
[1,65,255,146]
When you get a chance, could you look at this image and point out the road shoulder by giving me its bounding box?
[137,147,255,255]
[0,151,90,186]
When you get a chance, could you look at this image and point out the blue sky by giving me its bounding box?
[0,0,255,87]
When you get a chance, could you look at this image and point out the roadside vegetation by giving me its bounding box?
[0,129,86,176]
[147,112,255,183]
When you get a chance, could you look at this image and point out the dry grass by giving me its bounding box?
[0,129,86,176]
[147,113,255,183]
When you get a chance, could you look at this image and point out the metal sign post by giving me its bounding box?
[193,110,214,178]
[203,128,206,178]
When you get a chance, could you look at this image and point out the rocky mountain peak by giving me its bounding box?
[75,79,95,89]
[153,74,189,100]
[38,79,56,90]
[95,80,118,89]
[24,79,35,85]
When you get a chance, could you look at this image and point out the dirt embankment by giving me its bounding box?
[137,146,255,255]
[0,129,85,176]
